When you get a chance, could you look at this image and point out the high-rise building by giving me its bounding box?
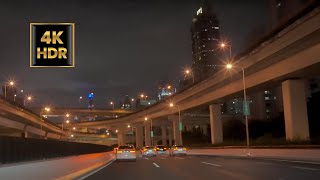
[191,1,221,82]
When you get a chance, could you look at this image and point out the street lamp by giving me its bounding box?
[4,81,15,98]
[220,42,232,59]
[23,95,32,106]
[40,107,51,130]
[144,116,154,146]
[169,103,182,146]
[226,63,250,152]
[79,96,83,103]
[184,69,195,83]
[110,101,115,110]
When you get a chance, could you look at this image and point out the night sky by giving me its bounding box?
[0,0,270,109]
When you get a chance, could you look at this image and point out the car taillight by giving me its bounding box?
[117,150,123,153]
[130,150,136,152]
[174,148,178,150]
[183,148,187,150]
[156,148,159,150]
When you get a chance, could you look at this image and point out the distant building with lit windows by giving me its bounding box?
[191,1,221,82]
[158,84,176,100]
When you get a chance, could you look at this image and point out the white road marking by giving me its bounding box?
[78,159,115,180]
[201,162,222,167]
[174,157,185,160]
[291,166,320,171]
[153,163,160,168]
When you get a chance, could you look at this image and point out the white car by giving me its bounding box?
[169,145,187,156]
[116,145,137,161]
[141,146,156,156]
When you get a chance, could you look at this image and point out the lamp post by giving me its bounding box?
[184,69,195,83]
[226,64,250,152]
[220,43,232,59]
[40,107,50,130]
[79,96,83,103]
[4,81,15,98]
[169,103,182,146]
[144,117,153,145]
[110,101,114,110]
[23,96,32,106]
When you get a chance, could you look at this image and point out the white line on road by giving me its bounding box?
[291,166,320,171]
[201,162,222,167]
[78,159,115,180]
[174,157,185,160]
[153,163,160,168]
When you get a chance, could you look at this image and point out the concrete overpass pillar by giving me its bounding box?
[161,125,167,146]
[135,124,143,149]
[168,127,173,147]
[282,79,310,140]
[144,121,151,146]
[209,104,223,144]
[170,115,182,146]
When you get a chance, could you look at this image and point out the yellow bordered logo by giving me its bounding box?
[30,23,75,67]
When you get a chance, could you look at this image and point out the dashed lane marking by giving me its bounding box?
[153,163,160,168]
[291,166,320,171]
[201,162,222,167]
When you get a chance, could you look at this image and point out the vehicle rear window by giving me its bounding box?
[119,145,134,149]
[146,147,154,149]
[156,145,165,148]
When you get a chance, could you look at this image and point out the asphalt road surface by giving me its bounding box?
[84,154,320,180]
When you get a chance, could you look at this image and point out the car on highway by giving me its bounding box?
[115,145,137,161]
[169,145,187,156]
[140,146,156,156]
[154,145,169,155]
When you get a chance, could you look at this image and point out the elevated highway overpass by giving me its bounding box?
[0,97,64,139]
[73,6,320,148]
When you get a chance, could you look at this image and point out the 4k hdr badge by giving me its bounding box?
[30,23,75,67]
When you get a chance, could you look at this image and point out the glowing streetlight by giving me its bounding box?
[226,64,233,69]
[115,129,118,133]
[110,101,114,110]
[107,132,110,136]
[23,95,33,106]
[144,117,148,121]
[169,103,174,107]
[4,80,15,98]
[184,69,195,83]
[71,134,74,137]
[127,124,131,128]
[73,127,76,130]
[66,113,70,118]
[131,98,134,102]
[225,63,250,152]
[66,120,70,124]
[220,42,232,59]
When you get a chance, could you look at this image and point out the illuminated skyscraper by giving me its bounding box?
[191,1,221,82]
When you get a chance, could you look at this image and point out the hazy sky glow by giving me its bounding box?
[0,0,269,108]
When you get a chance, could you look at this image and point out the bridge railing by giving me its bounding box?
[0,136,112,164]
